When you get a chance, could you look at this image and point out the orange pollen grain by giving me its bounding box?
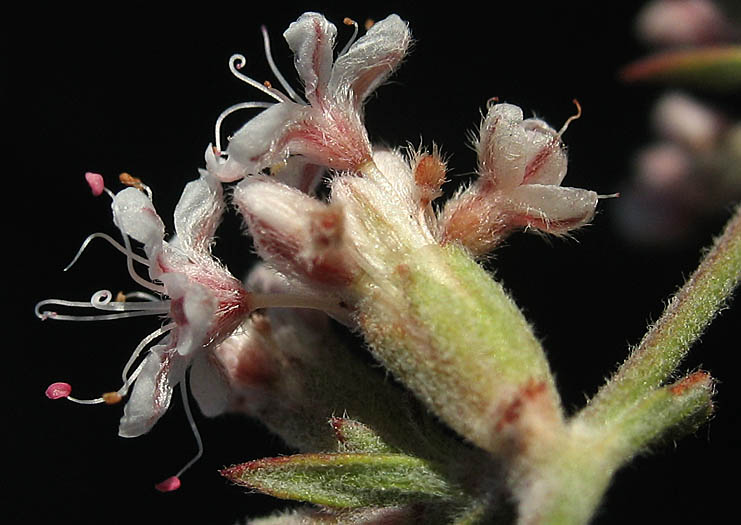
[102,392,123,405]
[119,172,144,190]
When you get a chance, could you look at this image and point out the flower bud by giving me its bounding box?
[440,102,598,255]
[234,176,359,289]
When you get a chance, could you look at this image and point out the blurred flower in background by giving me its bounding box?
[614,0,741,245]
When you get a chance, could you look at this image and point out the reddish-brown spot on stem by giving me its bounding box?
[495,380,548,432]
[670,371,711,396]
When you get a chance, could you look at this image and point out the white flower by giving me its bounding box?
[38,169,252,490]
[213,12,411,181]
[112,170,253,433]
[440,102,599,255]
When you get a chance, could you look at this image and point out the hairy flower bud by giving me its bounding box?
[234,175,359,289]
[440,102,598,255]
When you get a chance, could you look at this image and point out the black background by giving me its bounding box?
[10,2,739,523]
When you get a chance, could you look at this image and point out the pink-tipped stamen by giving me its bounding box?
[45,382,107,405]
[154,377,204,493]
[45,382,72,399]
[154,476,181,493]
[85,172,105,197]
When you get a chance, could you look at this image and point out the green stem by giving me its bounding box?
[578,204,741,426]
[515,372,714,525]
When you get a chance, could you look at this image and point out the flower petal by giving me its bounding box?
[283,12,337,104]
[222,102,306,180]
[504,184,598,234]
[161,273,218,356]
[478,103,530,190]
[112,187,165,254]
[329,14,411,106]
[173,171,225,256]
[520,119,568,186]
[189,350,230,417]
[118,344,187,438]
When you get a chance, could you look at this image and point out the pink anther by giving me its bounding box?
[45,382,72,400]
[85,172,105,197]
[155,476,181,492]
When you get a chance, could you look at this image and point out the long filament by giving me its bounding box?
[260,26,305,104]
[64,232,150,272]
[558,99,582,138]
[119,322,176,393]
[35,293,170,322]
[175,375,204,478]
[229,54,288,103]
[339,18,359,56]
[119,230,166,294]
[214,101,274,153]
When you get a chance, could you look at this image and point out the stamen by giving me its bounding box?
[213,101,274,153]
[76,172,165,295]
[155,378,203,493]
[35,291,170,322]
[228,54,288,103]
[85,172,106,197]
[339,18,359,56]
[119,173,153,200]
[260,26,305,104]
[364,19,375,31]
[66,395,106,405]
[119,229,166,294]
[63,232,150,272]
[45,381,106,405]
[84,172,115,199]
[119,322,176,392]
[155,476,181,493]
[557,99,583,137]
[102,391,123,405]
[46,382,72,400]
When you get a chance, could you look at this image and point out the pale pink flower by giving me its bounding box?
[38,169,252,489]
[440,102,599,255]
[635,0,736,47]
[212,12,411,182]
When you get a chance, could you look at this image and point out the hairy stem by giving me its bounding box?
[578,204,741,426]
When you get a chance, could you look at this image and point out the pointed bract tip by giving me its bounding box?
[154,476,181,492]
[84,172,105,197]
[45,382,72,400]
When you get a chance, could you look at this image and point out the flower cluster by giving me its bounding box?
[39,11,599,495]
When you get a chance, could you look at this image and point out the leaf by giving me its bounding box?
[221,452,462,508]
[330,417,396,453]
[620,46,741,91]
